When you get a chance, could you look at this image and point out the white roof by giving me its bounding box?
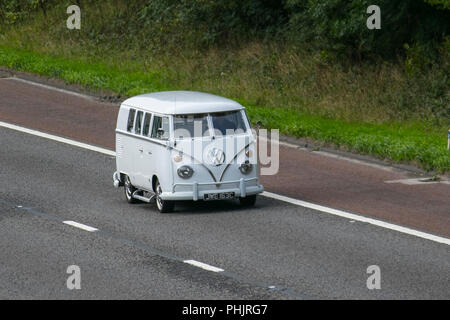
[121,91,244,114]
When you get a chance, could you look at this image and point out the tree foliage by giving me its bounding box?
[1,0,449,61]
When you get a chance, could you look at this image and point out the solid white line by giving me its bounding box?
[385,178,449,186]
[1,121,449,246]
[259,136,397,173]
[5,77,97,101]
[312,150,397,173]
[0,121,116,157]
[63,221,99,232]
[183,260,224,273]
[262,191,450,246]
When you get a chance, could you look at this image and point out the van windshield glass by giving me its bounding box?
[174,114,210,139]
[211,111,246,136]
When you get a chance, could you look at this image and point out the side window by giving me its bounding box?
[142,113,152,136]
[134,111,144,134]
[151,115,170,140]
[127,109,136,132]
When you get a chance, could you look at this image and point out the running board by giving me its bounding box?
[132,190,156,203]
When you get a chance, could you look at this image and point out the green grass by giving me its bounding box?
[1,45,449,172]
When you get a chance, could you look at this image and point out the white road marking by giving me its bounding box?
[312,150,398,173]
[63,221,99,232]
[262,191,450,246]
[259,136,398,173]
[183,260,224,273]
[1,121,449,246]
[4,77,99,101]
[0,121,116,157]
[385,178,450,185]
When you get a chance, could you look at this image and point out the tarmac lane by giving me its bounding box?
[0,76,448,237]
[0,112,449,299]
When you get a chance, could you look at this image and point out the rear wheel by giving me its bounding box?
[239,195,257,207]
[124,175,139,204]
[155,180,174,213]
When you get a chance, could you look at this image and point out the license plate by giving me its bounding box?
[204,192,235,201]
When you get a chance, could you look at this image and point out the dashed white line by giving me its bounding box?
[1,121,449,246]
[63,221,99,232]
[183,260,224,273]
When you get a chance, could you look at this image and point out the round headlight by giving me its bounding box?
[239,161,253,174]
[177,165,194,179]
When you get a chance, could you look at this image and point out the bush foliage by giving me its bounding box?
[1,0,448,59]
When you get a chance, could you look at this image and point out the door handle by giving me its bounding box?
[139,148,143,153]
[148,151,152,155]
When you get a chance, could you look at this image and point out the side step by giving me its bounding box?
[132,190,156,203]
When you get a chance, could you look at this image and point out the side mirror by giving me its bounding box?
[157,128,165,138]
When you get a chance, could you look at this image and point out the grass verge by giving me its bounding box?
[0,45,449,172]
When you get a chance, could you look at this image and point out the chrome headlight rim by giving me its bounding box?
[239,161,253,174]
[177,165,194,179]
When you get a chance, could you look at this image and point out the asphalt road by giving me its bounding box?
[1,125,449,299]
[0,77,449,237]
[0,76,449,299]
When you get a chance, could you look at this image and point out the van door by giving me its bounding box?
[134,112,153,189]
[148,115,171,190]
[132,110,144,186]
[121,108,137,181]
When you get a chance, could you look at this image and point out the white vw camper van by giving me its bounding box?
[113,91,264,213]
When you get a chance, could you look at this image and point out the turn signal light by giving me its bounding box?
[173,155,182,162]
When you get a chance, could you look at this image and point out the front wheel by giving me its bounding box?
[239,195,257,207]
[155,180,174,213]
[124,175,139,204]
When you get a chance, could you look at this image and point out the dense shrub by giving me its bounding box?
[1,0,448,61]
[285,0,450,60]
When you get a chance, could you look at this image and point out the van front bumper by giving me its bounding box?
[160,177,264,201]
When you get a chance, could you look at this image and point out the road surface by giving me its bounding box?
[0,76,448,299]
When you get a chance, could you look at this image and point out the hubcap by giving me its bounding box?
[156,184,163,210]
[125,177,132,198]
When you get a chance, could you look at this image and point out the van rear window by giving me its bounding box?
[127,109,136,132]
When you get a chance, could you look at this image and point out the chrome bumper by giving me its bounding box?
[162,177,264,201]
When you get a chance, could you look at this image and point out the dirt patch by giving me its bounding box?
[0,67,13,78]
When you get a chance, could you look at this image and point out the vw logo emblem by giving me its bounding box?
[206,148,225,166]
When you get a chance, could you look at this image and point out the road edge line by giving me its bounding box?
[0,121,115,156]
[262,191,450,246]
